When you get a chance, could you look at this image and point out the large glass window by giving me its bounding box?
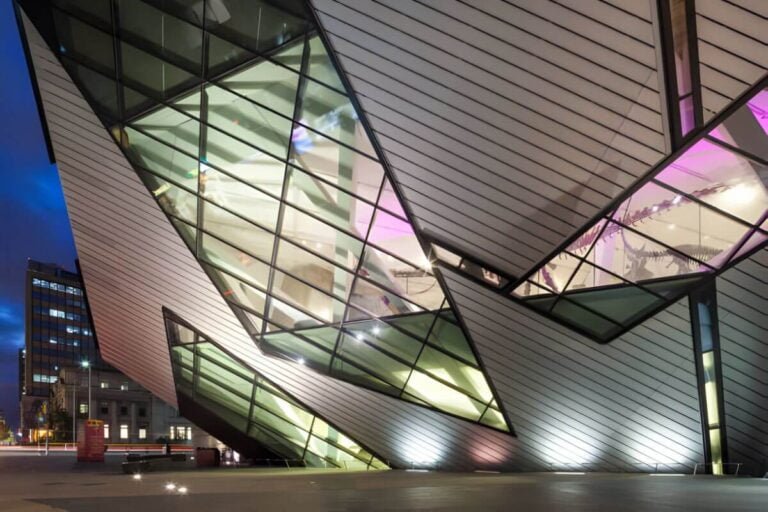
[511,84,768,340]
[165,315,385,469]
[50,0,509,432]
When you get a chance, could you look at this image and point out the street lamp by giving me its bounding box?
[81,360,91,420]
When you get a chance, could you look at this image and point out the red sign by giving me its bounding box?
[77,419,105,462]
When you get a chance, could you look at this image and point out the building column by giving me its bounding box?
[110,400,118,443]
[653,0,704,150]
[689,280,728,475]
[130,402,137,443]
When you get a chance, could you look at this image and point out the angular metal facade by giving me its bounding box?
[22,0,509,433]
[18,6,526,471]
[16,0,768,474]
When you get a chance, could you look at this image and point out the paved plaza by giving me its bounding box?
[0,452,767,511]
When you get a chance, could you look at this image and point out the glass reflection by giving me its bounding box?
[516,84,768,336]
[55,0,509,432]
[166,316,386,469]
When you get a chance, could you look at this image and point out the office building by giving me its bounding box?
[13,0,768,473]
[20,260,103,438]
[20,259,191,443]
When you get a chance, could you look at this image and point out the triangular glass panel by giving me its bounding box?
[207,32,256,78]
[550,298,623,339]
[306,35,345,91]
[586,221,713,282]
[709,87,768,162]
[564,260,623,292]
[271,37,305,71]
[512,280,554,298]
[641,276,706,299]
[566,219,608,259]
[725,223,768,265]
[655,139,768,226]
[524,295,558,313]
[564,285,665,327]
[38,1,511,432]
[165,313,387,469]
[539,252,582,294]
[612,180,753,268]
[378,177,408,220]
[480,404,508,431]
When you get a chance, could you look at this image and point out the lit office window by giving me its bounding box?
[119,424,129,439]
[79,402,88,414]
[100,382,109,389]
[104,424,110,439]
[138,427,147,440]
[120,383,128,391]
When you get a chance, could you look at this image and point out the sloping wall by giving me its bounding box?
[20,11,525,471]
[696,0,768,121]
[312,0,666,276]
[443,268,705,472]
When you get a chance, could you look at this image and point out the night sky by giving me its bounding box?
[0,0,79,429]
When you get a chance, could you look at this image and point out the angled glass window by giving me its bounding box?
[165,312,387,469]
[505,84,768,341]
[30,2,511,433]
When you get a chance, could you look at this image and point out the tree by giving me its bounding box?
[50,406,73,442]
[0,421,10,444]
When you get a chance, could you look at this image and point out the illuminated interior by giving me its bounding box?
[509,87,768,339]
[166,314,388,470]
[42,0,509,430]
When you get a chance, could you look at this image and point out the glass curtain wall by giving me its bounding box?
[166,312,388,470]
[32,0,509,431]
[506,85,768,340]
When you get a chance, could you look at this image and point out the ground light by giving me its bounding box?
[132,474,142,481]
[177,487,188,494]
[165,483,176,491]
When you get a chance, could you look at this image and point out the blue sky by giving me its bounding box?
[0,0,78,429]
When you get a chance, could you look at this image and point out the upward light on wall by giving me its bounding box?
[401,439,443,468]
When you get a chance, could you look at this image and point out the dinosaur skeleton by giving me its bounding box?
[538,183,731,293]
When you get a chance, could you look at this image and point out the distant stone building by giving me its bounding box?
[52,366,193,444]
[20,259,193,443]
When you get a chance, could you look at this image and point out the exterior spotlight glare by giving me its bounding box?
[372,326,380,335]
[81,360,90,368]
[177,486,188,494]
[132,474,142,481]
[672,195,682,205]
[355,333,363,341]
[165,483,176,491]
[297,358,305,365]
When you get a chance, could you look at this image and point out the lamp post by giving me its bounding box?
[81,360,91,420]
[72,377,77,445]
